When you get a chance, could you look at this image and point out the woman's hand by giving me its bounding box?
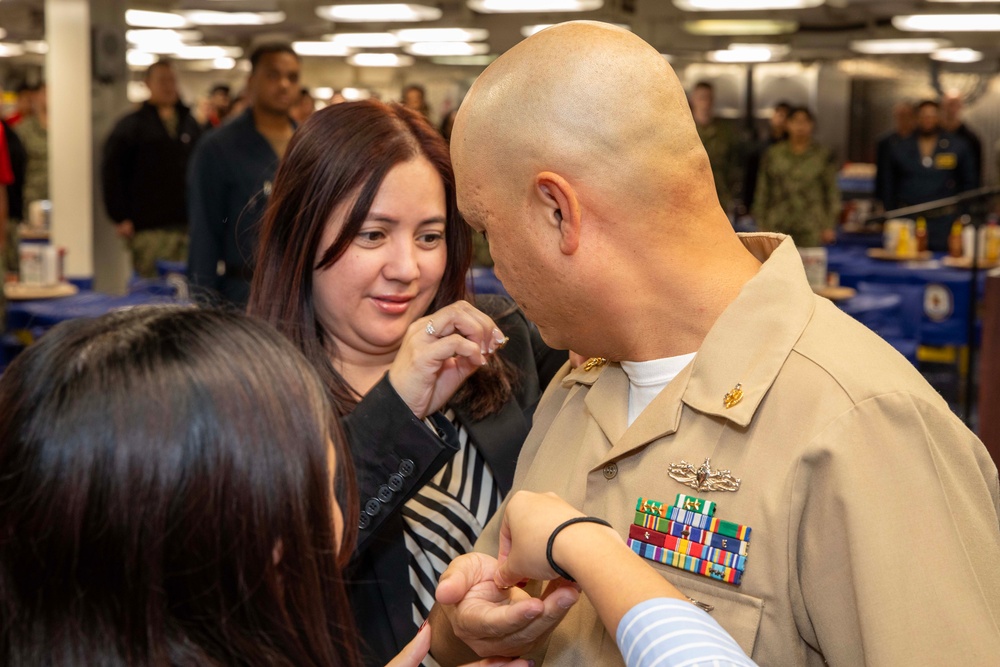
[388,301,507,419]
[494,491,617,588]
[386,621,533,667]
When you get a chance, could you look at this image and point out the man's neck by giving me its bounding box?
[789,137,810,153]
[596,226,762,361]
[253,106,291,134]
[693,109,712,127]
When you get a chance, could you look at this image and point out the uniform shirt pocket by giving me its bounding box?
[659,568,764,657]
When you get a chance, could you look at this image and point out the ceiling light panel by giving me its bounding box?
[521,22,628,37]
[125,9,190,29]
[684,20,798,36]
[341,87,371,100]
[0,43,26,58]
[126,49,158,67]
[176,11,286,26]
[394,28,489,42]
[327,33,401,48]
[404,41,491,56]
[709,43,789,62]
[316,4,442,22]
[850,38,952,54]
[293,41,354,57]
[675,0,823,9]
[893,14,1000,31]
[932,47,984,63]
[127,29,203,43]
[172,45,244,60]
[469,0,603,13]
[348,53,415,67]
[430,55,498,65]
[22,41,49,54]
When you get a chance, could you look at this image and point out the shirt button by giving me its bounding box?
[603,463,618,480]
[398,459,416,477]
[364,498,382,516]
[358,513,371,530]
[388,473,405,492]
[377,484,393,503]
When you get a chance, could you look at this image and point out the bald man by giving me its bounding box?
[941,90,983,185]
[428,22,1000,667]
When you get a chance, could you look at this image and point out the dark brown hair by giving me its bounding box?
[249,100,514,419]
[0,307,361,667]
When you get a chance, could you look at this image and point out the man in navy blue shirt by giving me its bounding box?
[882,99,978,251]
[186,43,299,306]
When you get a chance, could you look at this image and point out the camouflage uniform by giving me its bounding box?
[696,118,744,215]
[753,141,840,248]
[8,116,49,275]
[14,115,48,207]
[129,228,188,279]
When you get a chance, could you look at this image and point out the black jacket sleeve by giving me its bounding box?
[100,116,136,223]
[343,375,459,556]
[186,137,227,298]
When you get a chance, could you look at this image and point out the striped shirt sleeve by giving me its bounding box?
[616,598,758,667]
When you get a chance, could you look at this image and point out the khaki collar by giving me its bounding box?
[565,233,814,432]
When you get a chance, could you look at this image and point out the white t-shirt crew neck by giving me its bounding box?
[620,353,697,426]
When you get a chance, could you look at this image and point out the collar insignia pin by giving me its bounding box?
[668,457,741,493]
[583,356,608,371]
[723,383,743,409]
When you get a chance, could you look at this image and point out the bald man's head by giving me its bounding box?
[452,22,737,353]
[453,22,713,220]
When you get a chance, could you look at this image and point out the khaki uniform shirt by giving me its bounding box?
[476,233,1000,666]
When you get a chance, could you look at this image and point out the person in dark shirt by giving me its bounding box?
[874,100,915,209]
[101,60,202,277]
[883,99,978,250]
[742,100,790,213]
[203,83,231,130]
[1,118,26,277]
[186,43,300,307]
[942,90,982,186]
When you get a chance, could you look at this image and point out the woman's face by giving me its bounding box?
[787,111,814,142]
[313,156,448,360]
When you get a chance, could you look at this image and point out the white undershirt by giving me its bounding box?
[620,353,697,426]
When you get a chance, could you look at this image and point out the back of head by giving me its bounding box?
[0,307,360,667]
[451,21,717,234]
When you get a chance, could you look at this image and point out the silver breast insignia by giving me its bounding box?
[668,457,741,493]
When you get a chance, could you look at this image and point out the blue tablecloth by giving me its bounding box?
[828,246,985,347]
[6,290,185,332]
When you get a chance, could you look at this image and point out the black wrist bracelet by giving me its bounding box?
[546,516,614,582]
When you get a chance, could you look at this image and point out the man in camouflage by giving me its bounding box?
[753,107,840,248]
[690,81,744,215]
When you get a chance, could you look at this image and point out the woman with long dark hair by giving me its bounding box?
[0,307,361,666]
[248,100,564,664]
[0,307,530,667]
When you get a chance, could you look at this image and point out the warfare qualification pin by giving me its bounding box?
[668,458,741,493]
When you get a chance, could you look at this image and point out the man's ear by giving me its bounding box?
[535,171,581,255]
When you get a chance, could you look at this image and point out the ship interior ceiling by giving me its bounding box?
[3,1,1000,174]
